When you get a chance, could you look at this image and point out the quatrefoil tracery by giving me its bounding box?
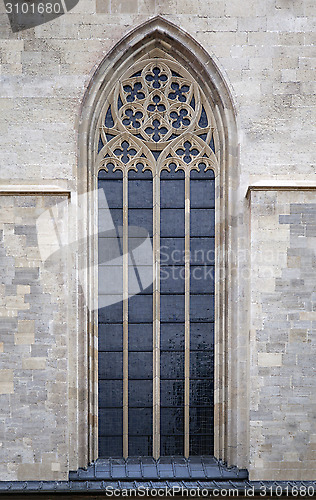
[115,63,196,143]
[169,103,194,131]
[97,133,154,173]
[147,93,167,113]
[120,103,145,130]
[168,81,190,102]
[97,55,219,175]
[122,81,146,102]
[159,134,218,173]
[144,63,170,90]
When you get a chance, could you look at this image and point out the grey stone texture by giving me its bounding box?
[250,192,316,480]
[0,0,315,483]
[0,196,68,480]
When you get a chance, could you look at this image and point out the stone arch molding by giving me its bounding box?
[76,16,241,470]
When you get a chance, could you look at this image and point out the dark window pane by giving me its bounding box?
[99,266,123,295]
[99,324,123,352]
[98,300,123,324]
[128,323,153,352]
[99,408,123,436]
[129,266,153,295]
[99,179,123,208]
[129,352,152,379]
[160,209,185,237]
[160,352,184,379]
[99,352,123,380]
[190,380,213,407]
[189,435,213,456]
[190,238,215,265]
[190,295,214,322]
[160,238,185,266]
[99,436,122,458]
[190,266,214,294]
[160,266,185,293]
[190,209,215,237]
[128,294,153,323]
[161,435,184,456]
[129,436,153,457]
[160,295,185,323]
[129,408,152,435]
[160,407,184,435]
[190,407,213,435]
[99,380,123,407]
[190,323,214,351]
[128,179,153,208]
[128,209,153,237]
[190,352,213,379]
[129,380,153,407]
[161,380,184,406]
[99,237,123,265]
[160,323,185,351]
[99,208,123,229]
[128,234,152,264]
[160,180,185,208]
[190,179,215,208]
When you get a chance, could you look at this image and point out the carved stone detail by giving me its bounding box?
[97,50,219,176]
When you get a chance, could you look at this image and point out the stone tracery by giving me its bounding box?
[97,52,219,176]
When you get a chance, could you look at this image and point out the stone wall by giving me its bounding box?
[249,189,316,481]
[0,0,315,482]
[0,195,69,480]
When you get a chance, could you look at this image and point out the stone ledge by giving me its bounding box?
[0,185,71,196]
[246,181,316,198]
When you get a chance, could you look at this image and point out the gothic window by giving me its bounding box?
[96,50,219,459]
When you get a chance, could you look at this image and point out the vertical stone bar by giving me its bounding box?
[153,171,160,459]
[123,170,129,459]
[184,171,190,458]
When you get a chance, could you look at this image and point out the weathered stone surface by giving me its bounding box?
[0,0,315,483]
[0,196,69,480]
[250,191,316,481]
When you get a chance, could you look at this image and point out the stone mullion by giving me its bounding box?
[184,170,190,458]
[152,170,160,460]
[123,170,129,459]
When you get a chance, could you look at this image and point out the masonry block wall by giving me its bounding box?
[0,195,69,480]
[0,0,315,482]
[249,190,316,481]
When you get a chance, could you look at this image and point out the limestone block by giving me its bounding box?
[0,369,14,394]
[15,320,35,345]
[22,357,46,370]
[258,353,283,367]
[111,0,138,14]
[96,0,110,13]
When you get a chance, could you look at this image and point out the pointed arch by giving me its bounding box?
[76,16,242,469]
